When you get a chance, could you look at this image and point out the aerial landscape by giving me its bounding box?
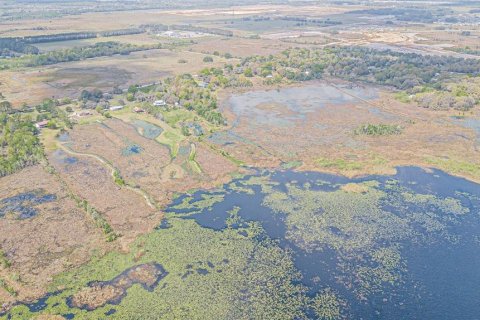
[0,0,479,319]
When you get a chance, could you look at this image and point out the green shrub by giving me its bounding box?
[354,124,403,136]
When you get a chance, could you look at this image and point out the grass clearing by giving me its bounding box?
[425,156,480,181]
[157,131,184,158]
[39,128,61,151]
[316,157,364,171]
[188,143,202,174]
[161,108,194,128]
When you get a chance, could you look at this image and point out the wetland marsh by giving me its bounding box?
[3,167,479,319]
[1,1,480,318]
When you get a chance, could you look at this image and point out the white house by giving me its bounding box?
[35,120,49,129]
[153,100,166,107]
[109,105,124,111]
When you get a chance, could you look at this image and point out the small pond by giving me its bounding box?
[132,120,163,140]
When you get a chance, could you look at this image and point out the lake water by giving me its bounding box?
[167,167,480,319]
[3,166,480,319]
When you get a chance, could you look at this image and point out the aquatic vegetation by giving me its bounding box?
[260,174,475,299]
[227,181,256,195]
[237,174,279,194]
[340,182,378,194]
[4,218,307,319]
[401,192,469,216]
[4,168,479,319]
[225,206,241,228]
[168,168,479,317]
[311,289,344,320]
[169,193,225,215]
[0,190,56,220]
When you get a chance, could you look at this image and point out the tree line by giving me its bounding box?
[0,112,44,177]
[0,28,147,57]
[0,41,162,69]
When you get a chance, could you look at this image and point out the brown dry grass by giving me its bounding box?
[0,49,233,106]
[217,80,480,182]
[0,165,107,304]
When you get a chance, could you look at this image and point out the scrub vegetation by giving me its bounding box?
[354,124,403,136]
[0,113,44,177]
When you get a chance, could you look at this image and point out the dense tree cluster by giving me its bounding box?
[241,15,342,26]
[0,28,150,58]
[169,25,233,37]
[100,28,145,37]
[0,38,39,56]
[239,46,480,90]
[1,32,97,56]
[0,41,161,69]
[129,74,225,125]
[0,112,44,177]
[411,78,480,111]
[80,89,104,102]
[21,32,97,44]
[234,46,480,110]
[163,75,224,125]
[320,46,480,89]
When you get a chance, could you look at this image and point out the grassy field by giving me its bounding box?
[0,49,235,106]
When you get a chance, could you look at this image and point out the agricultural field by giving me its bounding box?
[1,0,480,319]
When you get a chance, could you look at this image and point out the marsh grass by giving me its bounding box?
[5,218,308,319]
[425,157,480,181]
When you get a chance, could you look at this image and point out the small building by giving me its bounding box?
[153,100,166,107]
[197,81,208,88]
[103,93,113,100]
[109,105,124,111]
[133,107,145,113]
[35,120,49,129]
[75,110,93,117]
